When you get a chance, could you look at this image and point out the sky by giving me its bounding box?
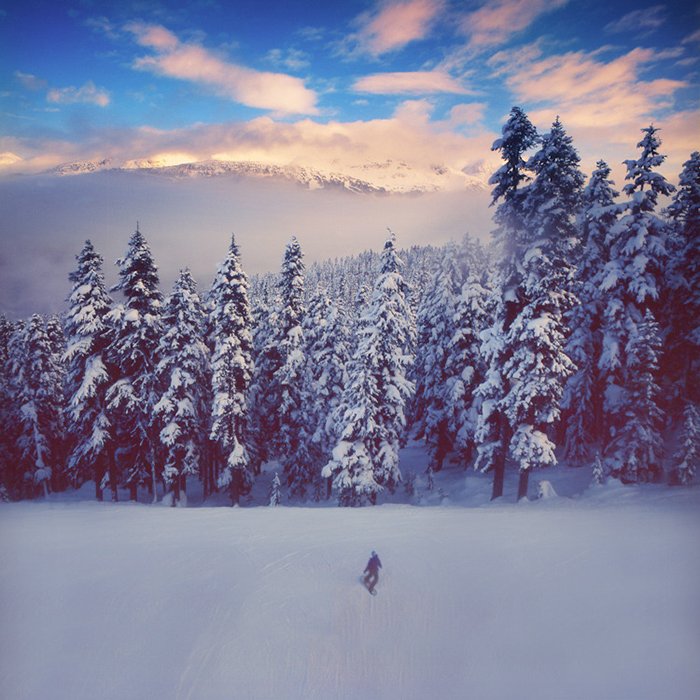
[1,0,699,316]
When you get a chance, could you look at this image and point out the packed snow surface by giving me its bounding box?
[1,480,699,700]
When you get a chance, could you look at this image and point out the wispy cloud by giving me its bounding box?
[265,48,310,72]
[353,70,470,95]
[489,42,695,179]
[126,23,318,115]
[47,81,110,107]
[342,0,443,57]
[460,0,568,51]
[604,5,666,35]
[14,71,47,91]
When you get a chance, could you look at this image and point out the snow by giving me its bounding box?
[1,465,699,700]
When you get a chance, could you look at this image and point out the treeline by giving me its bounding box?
[0,109,697,504]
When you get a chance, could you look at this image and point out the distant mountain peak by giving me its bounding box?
[44,157,490,194]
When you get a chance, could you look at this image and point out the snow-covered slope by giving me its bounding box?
[45,158,489,194]
[1,469,698,700]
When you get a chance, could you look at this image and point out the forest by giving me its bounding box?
[1,109,698,506]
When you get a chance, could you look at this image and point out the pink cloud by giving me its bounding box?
[353,70,470,95]
[344,0,443,57]
[126,23,318,115]
[461,0,568,50]
[489,43,696,182]
[46,81,110,107]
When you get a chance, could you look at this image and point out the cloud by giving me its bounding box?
[265,48,310,72]
[0,152,22,167]
[488,42,695,181]
[682,29,700,44]
[343,0,443,56]
[0,109,499,193]
[604,5,666,35]
[353,70,470,95]
[460,0,568,51]
[46,81,111,107]
[126,23,318,115]
[14,71,47,91]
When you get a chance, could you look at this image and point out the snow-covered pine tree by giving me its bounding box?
[323,233,414,505]
[671,403,699,485]
[591,451,605,486]
[474,106,538,500]
[608,310,664,482]
[444,235,492,467]
[503,117,582,499]
[105,225,163,501]
[247,294,280,474]
[0,316,19,497]
[64,240,115,500]
[301,287,349,496]
[15,315,64,497]
[268,472,282,505]
[413,242,462,471]
[154,270,209,506]
[275,237,311,499]
[209,236,254,505]
[665,151,700,405]
[599,126,673,480]
[562,162,619,462]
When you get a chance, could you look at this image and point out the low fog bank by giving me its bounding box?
[0,172,491,318]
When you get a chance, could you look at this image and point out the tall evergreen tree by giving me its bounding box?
[301,288,349,493]
[474,106,539,499]
[64,240,115,500]
[105,226,163,501]
[562,162,619,461]
[155,270,209,506]
[444,237,492,467]
[502,117,582,499]
[599,126,673,480]
[665,151,700,405]
[324,233,414,505]
[413,243,463,471]
[15,315,64,497]
[0,315,16,497]
[209,236,254,505]
[607,310,664,482]
[275,237,310,498]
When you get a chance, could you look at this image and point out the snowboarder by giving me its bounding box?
[363,551,382,594]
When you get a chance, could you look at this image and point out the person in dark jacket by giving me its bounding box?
[363,551,382,593]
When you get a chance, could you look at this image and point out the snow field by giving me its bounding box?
[1,488,699,700]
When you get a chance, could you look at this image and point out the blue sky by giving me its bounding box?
[2,0,699,180]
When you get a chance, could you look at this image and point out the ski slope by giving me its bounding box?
[1,482,699,700]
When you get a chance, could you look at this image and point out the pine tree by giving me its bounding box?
[275,237,311,499]
[599,126,673,480]
[269,472,282,505]
[444,236,491,467]
[412,243,462,472]
[672,403,699,485]
[247,296,279,475]
[0,315,16,497]
[15,315,64,497]
[562,162,619,462]
[64,240,115,500]
[475,106,539,500]
[105,226,163,501]
[502,117,582,499]
[301,288,349,495]
[154,270,209,506]
[607,310,664,482]
[209,236,254,505]
[665,151,700,405]
[591,451,605,486]
[324,233,414,505]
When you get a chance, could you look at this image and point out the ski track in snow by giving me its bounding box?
[1,486,699,700]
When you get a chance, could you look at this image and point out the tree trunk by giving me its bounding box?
[129,481,137,501]
[490,415,511,501]
[517,469,530,501]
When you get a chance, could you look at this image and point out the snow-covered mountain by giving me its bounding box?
[45,157,490,194]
